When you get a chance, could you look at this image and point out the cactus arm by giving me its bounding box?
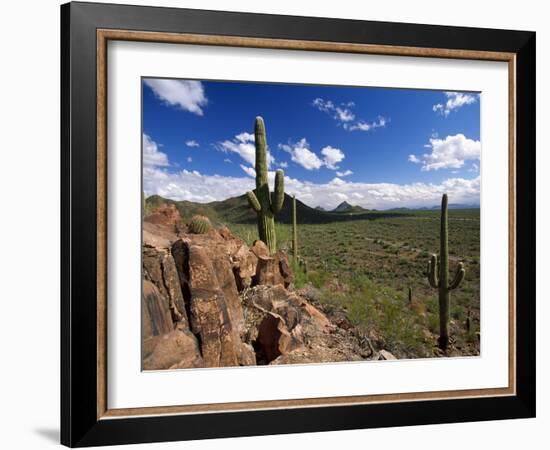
[449,262,465,290]
[246,190,261,212]
[427,254,439,288]
[271,169,285,214]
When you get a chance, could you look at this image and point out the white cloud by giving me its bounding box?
[336,170,353,177]
[144,79,207,115]
[144,163,480,210]
[312,98,334,113]
[218,132,274,167]
[186,140,199,147]
[321,146,345,169]
[279,141,346,171]
[313,97,387,132]
[343,116,386,132]
[187,156,193,163]
[240,164,256,178]
[223,158,232,163]
[279,161,288,168]
[143,134,169,168]
[144,136,479,210]
[412,134,481,171]
[335,107,355,122]
[433,91,477,117]
[279,139,324,170]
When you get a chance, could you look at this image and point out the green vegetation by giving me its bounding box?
[245,117,285,253]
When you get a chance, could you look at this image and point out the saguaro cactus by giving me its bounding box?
[426,194,466,351]
[292,194,298,262]
[246,117,285,253]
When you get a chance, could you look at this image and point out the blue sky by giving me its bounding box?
[142,78,481,209]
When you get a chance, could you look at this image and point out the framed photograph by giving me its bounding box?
[61,1,536,447]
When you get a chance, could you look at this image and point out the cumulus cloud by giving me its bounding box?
[279,161,288,168]
[321,146,345,169]
[312,97,387,132]
[409,134,481,171]
[143,134,169,168]
[185,140,199,147]
[279,140,346,171]
[144,163,480,210]
[433,91,478,117]
[144,79,207,115]
[218,132,274,167]
[279,139,324,170]
[187,156,192,163]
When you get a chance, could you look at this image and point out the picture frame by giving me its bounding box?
[60,1,536,447]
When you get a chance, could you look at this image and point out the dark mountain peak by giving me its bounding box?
[333,201,353,212]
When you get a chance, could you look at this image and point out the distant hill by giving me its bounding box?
[332,201,368,214]
[314,206,326,211]
[417,203,480,210]
[333,201,353,212]
[145,193,408,225]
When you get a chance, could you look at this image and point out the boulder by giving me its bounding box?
[185,244,240,367]
[143,245,188,327]
[257,312,295,362]
[172,236,244,337]
[251,241,293,288]
[142,280,173,340]
[144,203,182,230]
[378,350,397,360]
[143,328,204,370]
[232,243,258,291]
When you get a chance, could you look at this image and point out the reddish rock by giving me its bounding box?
[232,244,258,291]
[186,244,240,367]
[277,251,294,288]
[252,242,292,288]
[142,280,173,340]
[144,203,182,229]
[257,312,294,362]
[143,328,204,370]
[378,350,397,360]
[143,245,188,327]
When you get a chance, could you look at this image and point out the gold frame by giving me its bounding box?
[96,29,516,420]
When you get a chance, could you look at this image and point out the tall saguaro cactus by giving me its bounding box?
[246,117,285,253]
[292,194,298,262]
[426,193,466,351]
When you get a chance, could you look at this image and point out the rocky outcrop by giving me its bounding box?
[144,203,182,229]
[141,218,376,370]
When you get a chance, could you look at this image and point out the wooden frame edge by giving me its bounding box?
[95,28,517,420]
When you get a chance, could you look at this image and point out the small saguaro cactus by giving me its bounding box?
[292,194,298,263]
[246,117,285,253]
[188,215,212,234]
[426,193,466,351]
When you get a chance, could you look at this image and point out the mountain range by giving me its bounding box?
[145,194,479,226]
